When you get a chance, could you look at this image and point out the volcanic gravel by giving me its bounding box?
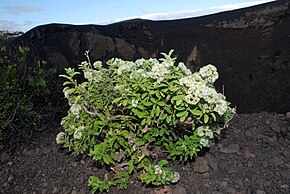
[1,112,290,194]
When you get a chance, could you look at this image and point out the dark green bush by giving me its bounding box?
[0,35,58,143]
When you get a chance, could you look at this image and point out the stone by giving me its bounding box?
[192,157,209,174]
[270,123,281,133]
[286,112,290,122]
[226,164,239,174]
[172,185,187,194]
[219,144,240,154]
[281,184,289,189]
[241,148,255,159]
[8,175,13,182]
[205,154,218,170]
[256,190,266,194]
[42,147,51,155]
[1,152,10,162]
[71,190,77,194]
[226,187,238,194]
[52,187,59,193]
[218,181,228,190]
[269,157,284,166]
[72,162,78,167]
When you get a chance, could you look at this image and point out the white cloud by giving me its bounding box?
[94,0,275,25]
[3,6,43,16]
[0,20,36,32]
[0,20,20,31]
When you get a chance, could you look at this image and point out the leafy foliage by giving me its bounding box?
[0,35,58,143]
[58,50,236,192]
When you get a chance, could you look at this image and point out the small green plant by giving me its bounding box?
[0,41,38,141]
[0,35,58,143]
[57,50,235,192]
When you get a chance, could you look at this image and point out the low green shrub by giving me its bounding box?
[57,50,235,192]
[0,35,58,143]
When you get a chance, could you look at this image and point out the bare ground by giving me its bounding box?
[1,112,290,194]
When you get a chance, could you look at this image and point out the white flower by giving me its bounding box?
[73,126,84,140]
[60,118,66,126]
[81,61,89,66]
[56,132,66,144]
[197,127,205,137]
[205,131,214,139]
[214,100,228,116]
[84,70,93,80]
[63,87,70,98]
[178,62,191,76]
[199,64,219,83]
[200,138,210,147]
[93,61,102,69]
[132,99,138,107]
[154,165,163,175]
[185,94,200,105]
[70,103,82,116]
[171,172,180,183]
[148,62,170,81]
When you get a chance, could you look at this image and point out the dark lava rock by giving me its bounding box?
[5,0,290,113]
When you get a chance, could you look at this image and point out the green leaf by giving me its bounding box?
[136,140,145,146]
[166,116,172,123]
[141,118,146,126]
[180,112,188,122]
[150,97,157,104]
[122,100,129,106]
[141,93,148,99]
[204,114,209,123]
[136,110,147,118]
[158,160,168,167]
[157,101,166,107]
[112,97,122,104]
[103,155,114,165]
[171,95,184,101]
[142,101,153,106]
[189,109,202,116]
[176,111,187,118]
[128,160,134,173]
[155,106,160,116]
[159,113,167,120]
[164,106,173,114]
[176,99,183,106]
[122,130,133,138]
[147,117,152,125]
[211,112,217,121]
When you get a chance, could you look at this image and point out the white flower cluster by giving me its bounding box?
[70,103,82,116]
[117,60,136,75]
[178,62,191,76]
[73,126,84,139]
[84,69,102,82]
[132,99,138,107]
[179,64,228,116]
[154,165,163,175]
[63,87,73,105]
[93,61,102,69]
[199,64,219,83]
[200,138,210,147]
[147,60,174,83]
[196,126,213,139]
[154,165,180,183]
[56,132,66,144]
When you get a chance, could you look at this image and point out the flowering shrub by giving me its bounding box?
[57,50,235,192]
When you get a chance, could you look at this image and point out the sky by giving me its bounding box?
[0,0,275,32]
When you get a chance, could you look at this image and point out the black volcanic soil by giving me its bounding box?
[1,112,290,194]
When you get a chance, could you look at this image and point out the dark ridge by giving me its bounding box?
[6,0,290,113]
